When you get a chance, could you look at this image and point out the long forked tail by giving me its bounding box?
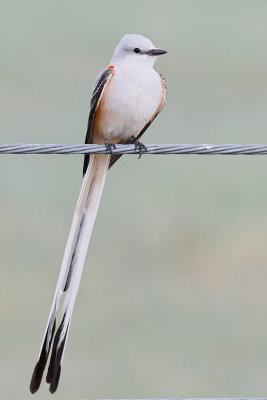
[30,154,110,394]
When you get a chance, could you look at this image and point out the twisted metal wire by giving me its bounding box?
[1,143,267,155]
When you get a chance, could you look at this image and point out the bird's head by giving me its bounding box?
[110,34,167,67]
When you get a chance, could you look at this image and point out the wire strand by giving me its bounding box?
[1,143,267,155]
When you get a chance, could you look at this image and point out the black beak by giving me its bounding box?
[147,48,167,56]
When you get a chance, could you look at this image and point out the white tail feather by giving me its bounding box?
[39,154,99,355]
[60,154,110,349]
[30,154,110,394]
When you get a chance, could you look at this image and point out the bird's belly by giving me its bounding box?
[93,67,162,142]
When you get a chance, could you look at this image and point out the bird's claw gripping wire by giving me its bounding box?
[104,139,116,153]
[133,138,147,159]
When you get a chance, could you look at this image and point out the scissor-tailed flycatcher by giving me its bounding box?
[30,33,167,394]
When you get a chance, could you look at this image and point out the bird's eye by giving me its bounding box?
[134,48,141,54]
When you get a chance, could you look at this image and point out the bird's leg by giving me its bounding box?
[132,137,148,159]
[104,139,116,153]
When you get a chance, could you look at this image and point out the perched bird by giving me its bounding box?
[30,33,167,394]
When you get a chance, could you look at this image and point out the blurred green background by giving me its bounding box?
[1,1,267,399]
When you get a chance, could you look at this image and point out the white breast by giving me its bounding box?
[95,64,163,141]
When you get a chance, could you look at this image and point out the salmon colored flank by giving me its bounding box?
[108,65,114,69]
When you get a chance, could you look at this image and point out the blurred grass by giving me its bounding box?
[1,0,267,399]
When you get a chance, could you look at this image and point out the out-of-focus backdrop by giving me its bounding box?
[1,1,267,399]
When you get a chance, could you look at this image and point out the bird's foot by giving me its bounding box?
[104,139,116,153]
[133,138,147,159]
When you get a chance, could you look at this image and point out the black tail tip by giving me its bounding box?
[49,365,61,394]
[30,362,42,394]
[30,382,39,394]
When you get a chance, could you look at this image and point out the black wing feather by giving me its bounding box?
[83,68,113,175]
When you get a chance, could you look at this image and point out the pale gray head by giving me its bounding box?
[110,34,167,67]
